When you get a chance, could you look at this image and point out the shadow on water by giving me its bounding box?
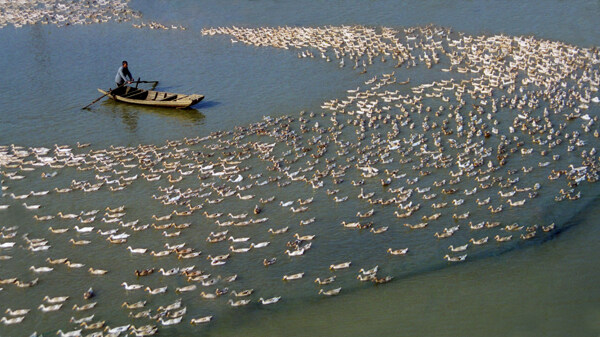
[194,99,221,109]
[100,99,206,129]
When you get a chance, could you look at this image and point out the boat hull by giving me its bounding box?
[98,86,204,108]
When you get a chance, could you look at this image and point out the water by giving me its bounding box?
[1,1,600,336]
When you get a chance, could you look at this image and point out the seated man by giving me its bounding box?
[115,60,134,87]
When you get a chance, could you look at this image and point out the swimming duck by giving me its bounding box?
[83,287,94,299]
[263,257,277,266]
[231,289,254,297]
[56,329,82,337]
[5,308,30,316]
[145,286,167,295]
[176,285,197,293]
[294,233,316,240]
[314,276,336,285]
[228,299,251,307]
[65,261,85,268]
[259,296,281,305]
[268,226,289,234]
[469,237,489,245]
[0,316,25,325]
[251,241,270,248]
[282,272,305,281]
[387,248,409,255]
[127,246,147,254]
[105,324,132,334]
[81,320,105,330]
[370,226,388,234]
[285,248,305,256]
[122,301,146,309]
[70,314,94,324]
[329,262,351,270]
[318,287,342,296]
[358,265,378,276]
[135,268,155,277]
[448,244,468,252]
[43,295,69,303]
[444,254,467,262]
[190,315,213,324]
[200,292,217,299]
[38,303,63,312]
[69,239,91,246]
[72,302,97,311]
[494,234,512,242]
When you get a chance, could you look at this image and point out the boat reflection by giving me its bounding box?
[100,99,206,131]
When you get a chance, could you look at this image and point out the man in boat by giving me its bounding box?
[115,60,134,87]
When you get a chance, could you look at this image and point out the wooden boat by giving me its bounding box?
[98,85,204,108]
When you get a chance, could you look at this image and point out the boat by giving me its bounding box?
[98,85,204,109]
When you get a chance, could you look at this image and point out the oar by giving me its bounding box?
[82,82,127,110]
[133,80,159,84]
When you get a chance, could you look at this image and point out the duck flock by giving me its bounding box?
[0,0,184,30]
[1,24,600,336]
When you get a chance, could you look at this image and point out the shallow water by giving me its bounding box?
[1,1,600,336]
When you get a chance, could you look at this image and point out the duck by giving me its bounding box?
[69,238,91,246]
[38,303,63,312]
[358,265,378,276]
[285,248,305,256]
[314,276,336,285]
[0,316,25,325]
[74,226,94,233]
[65,260,85,268]
[228,236,250,243]
[259,296,281,305]
[448,244,468,252]
[127,246,148,254]
[135,268,155,277]
[542,223,555,232]
[387,248,408,255]
[372,276,394,284]
[160,316,183,326]
[176,285,197,293]
[121,282,144,291]
[22,203,41,210]
[370,226,388,234]
[263,257,277,266]
[190,315,213,324]
[251,241,270,248]
[158,267,180,276]
[282,272,304,281]
[329,262,351,270]
[5,308,30,316]
[469,237,489,245]
[72,302,97,311]
[231,289,254,297]
[43,295,69,303]
[83,287,94,299]
[145,286,167,295]
[444,254,467,262]
[318,287,342,296]
[81,320,105,330]
[294,233,315,240]
[200,291,217,299]
[70,314,94,324]
[122,301,146,309]
[105,324,132,334]
[56,329,82,337]
[494,234,513,242]
[268,226,289,234]
[222,274,238,283]
[228,299,251,307]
